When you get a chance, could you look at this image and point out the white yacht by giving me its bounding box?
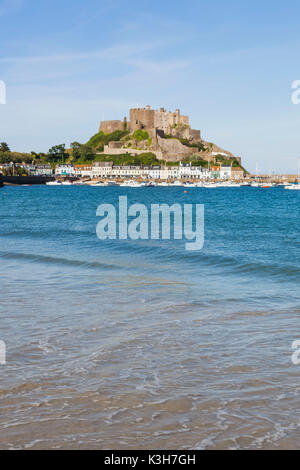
[46,181,62,186]
[120,180,142,187]
[202,183,218,188]
[217,182,241,188]
[285,184,300,190]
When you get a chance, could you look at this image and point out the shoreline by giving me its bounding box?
[2,174,300,187]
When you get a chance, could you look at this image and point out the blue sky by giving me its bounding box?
[1,0,300,173]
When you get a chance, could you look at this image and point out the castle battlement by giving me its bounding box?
[99,105,200,142]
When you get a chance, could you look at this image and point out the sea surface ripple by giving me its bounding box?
[0,185,300,449]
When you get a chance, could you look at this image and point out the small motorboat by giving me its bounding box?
[46,181,62,186]
[285,184,300,190]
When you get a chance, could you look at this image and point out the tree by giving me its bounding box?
[0,142,10,153]
[71,142,94,162]
[47,144,67,163]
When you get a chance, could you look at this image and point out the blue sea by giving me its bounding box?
[0,185,300,449]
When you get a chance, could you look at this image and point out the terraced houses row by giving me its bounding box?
[55,162,244,180]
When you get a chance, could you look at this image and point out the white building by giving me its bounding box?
[178,162,209,179]
[74,165,94,177]
[69,161,239,181]
[167,166,180,179]
[148,166,161,179]
[220,166,232,180]
[110,166,141,178]
[92,162,113,178]
[30,164,53,176]
[55,164,75,176]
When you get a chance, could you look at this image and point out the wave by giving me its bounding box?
[120,243,300,281]
[181,251,300,280]
[107,241,300,280]
[0,228,92,238]
[1,243,299,282]
[0,251,120,271]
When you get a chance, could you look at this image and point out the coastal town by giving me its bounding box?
[1,160,299,188]
[0,105,299,187]
[0,160,244,181]
[0,105,248,185]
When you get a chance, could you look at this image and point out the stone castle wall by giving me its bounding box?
[108,141,124,149]
[129,107,155,131]
[189,129,201,141]
[102,146,148,156]
[99,120,124,133]
[129,106,189,134]
[156,136,195,162]
[99,106,198,141]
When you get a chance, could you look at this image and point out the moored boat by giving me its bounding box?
[46,181,62,186]
[285,183,300,190]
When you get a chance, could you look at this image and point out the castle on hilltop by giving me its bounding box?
[98,105,239,163]
[99,105,201,141]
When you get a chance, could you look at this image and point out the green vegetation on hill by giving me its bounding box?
[179,139,207,152]
[86,130,129,151]
[93,152,159,166]
[70,142,94,163]
[47,144,69,164]
[213,154,248,173]
[31,152,51,163]
[180,154,246,170]
[72,152,159,166]
[0,142,29,163]
[0,151,33,164]
[184,158,209,168]
[132,130,149,141]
